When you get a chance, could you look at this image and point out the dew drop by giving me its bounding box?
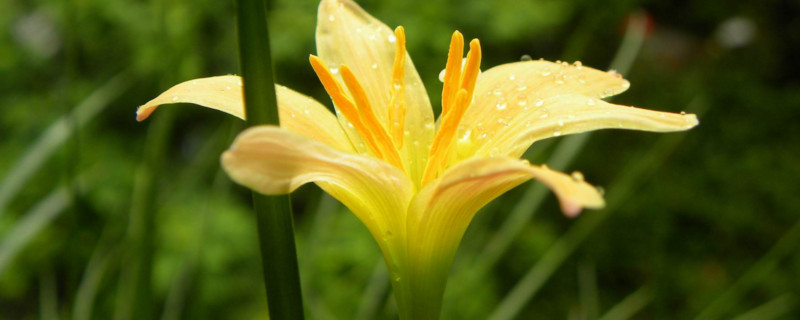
[539,112,549,119]
[496,102,507,110]
[571,171,584,181]
[558,119,564,126]
[574,61,583,69]
[596,186,605,196]
[290,113,296,118]
[330,67,339,74]
[517,100,528,107]
[372,63,378,69]
[509,74,516,81]
[461,129,472,141]
[328,15,335,21]
[303,109,310,115]
[541,70,551,76]
[480,133,488,139]
[388,34,397,43]
[680,111,687,115]
[517,85,528,91]
[520,54,533,61]
[553,130,562,136]
[171,95,178,101]
[535,99,544,107]
[190,80,197,85]
[438,69,446,82]
[587,98,596,106]
[225,86,231,90]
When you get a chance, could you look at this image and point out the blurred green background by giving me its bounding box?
[1,0,798,319]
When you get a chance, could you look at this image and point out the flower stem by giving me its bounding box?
[235,0,305,318]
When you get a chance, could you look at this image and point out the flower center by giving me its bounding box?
[309,27,408,172]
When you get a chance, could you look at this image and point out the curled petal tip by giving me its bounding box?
[136,105,155,122]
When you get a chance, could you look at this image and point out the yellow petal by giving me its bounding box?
[137,75,245,121]
[316,0,434,185]
[397,157,604,318]
[410,157,603,240]
[137,76,354,153]
[474,94,699,158]
[221,126,412,250]
[453,60,632,160]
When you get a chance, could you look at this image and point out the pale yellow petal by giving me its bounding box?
[137,76,354,153]
[453,60,632,160]
[473,94,698,158]
[410,157,603,239]
[137,75,245,121]
[399,157,604,318]
[221,126,412,255]
[316,0,434,185]
[275,86,355,153]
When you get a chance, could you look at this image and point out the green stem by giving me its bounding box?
[235,0,304,318]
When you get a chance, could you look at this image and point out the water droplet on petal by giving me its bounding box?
[509,74,516,81]
[517,85,528,91]
[553,130,562,136]
[225,86,231,90]
[574,61,583,69]
[330,67,339,74]
[680,111,687,115]
[171,95,178,101]
[496,102,507,110]
[541,70,551,76]
[587,98,596,106]
[558,119,564,126]
[535,99,544,107]
[388,34,397,43]
[520,54,533,61]
[438,69,446,82]
[372,63,378,69]
[328,15,335,21]
[571,171,584,181]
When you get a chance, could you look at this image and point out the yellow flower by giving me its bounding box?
[137,0,697,318]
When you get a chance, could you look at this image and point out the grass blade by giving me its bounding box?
[695,220,800,320]
[731,294,798,320]
[578,262,599,320]
[73,236,119,320]
[599,286,652,320]
[236,0,304,318]
[355,259,392,320]
[0,73,129,217]
[0,186,72,275]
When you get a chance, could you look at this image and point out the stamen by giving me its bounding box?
[388,26,407,149]
[441,31,464,117]
[460,39,482,101]
[422,89,469,185]
[309,55,384,159]
[340,65,404,170]
[423,38,482,185]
